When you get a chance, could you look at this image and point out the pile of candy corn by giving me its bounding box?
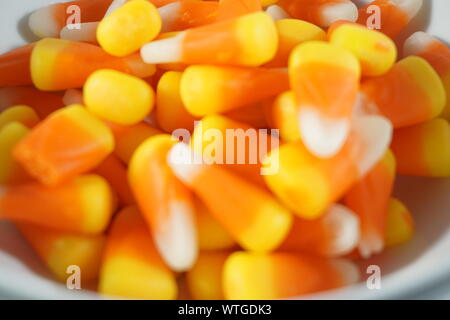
[0,0,449,299]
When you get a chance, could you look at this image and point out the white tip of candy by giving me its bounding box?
[354,115,393,176]
[60,22,98,43]
[323,204,360,257]
[358,230,384,259]
[392,0,423,19]
[141,32,185,64]
[320,1,358,27]
[403,31,435,57]
[167,142,203,185]
[154,200,198,272]
[28,7,60,38]
[62,89,84,106]
[104,0,128,17]
[299,108,350,158]
[158,2,182,32]
[331,259,360,285]
[265,5,290,21]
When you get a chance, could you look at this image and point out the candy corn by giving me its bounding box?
[0,105,39,130]
[195,197,236,251]
[0,122,32,185]
[266,91,300,142]
[60,22,100,44]
[141,12,278,66]
[280,204,360,257]
[186,251,230,300]
[168,142,292,252]
[14,105,114,185]
[156,71,199,133]
[216,0,261,21]
[99,206,177,299]
[31,38,156,91]
[97,0,162,57]
[391,118,450,177]
[263,115,392,220]
[357,0,423,38]
[0,44,34,87]
[385,198,414,247]
[278,0,358,27]
[18,223,105,283]
[94,155,135,206]
[159,0,219,32]
[289,41,360,157]
[28,0,113,38]
[360,56,446,128]
[0,87,64,118]
[223,251,359,299]
[404,32,450,121]
[129,134,198,271]
[0,174,115,234]
[181,65,289,116]
[110,121,162,164]
[266,19,326,68]
[329,22,397,76]
[345,150,396,258]
[84,69,155,125]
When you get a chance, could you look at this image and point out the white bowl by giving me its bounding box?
[0,0,449,299]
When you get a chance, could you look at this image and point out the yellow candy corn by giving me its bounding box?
[0,105,39,130]
[266,19,326,68]
[99,206,177,299]
[97,0,162,56]
[0,122,31,185]
[18,223,105,283]
[329,22,397,76]
[385,198,414,247]
[391,118,450,177]
[186,251,230,300]
[156,71,199,133]
[84,69,155,125]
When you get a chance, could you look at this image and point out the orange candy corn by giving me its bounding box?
[385,197,414,247]
[156,71,199,133]
[0,122,32,185]
[31,38,156,91]
[195,198,236,251]
[28,0,113,38]
[216,0,262,21]
[168,142,292,252]
[344,150,396,258]
[360,56,446,128]
[0,105,39,130]
[186,251,230,300]
[99,206,177,299]
[0,44,34,87]
[181,65,289,116]
[289,41,360,157]
[263,115,392,220]
[391,118,450,177]
[404,32,450,121]
[0,87,64,118]
[223,251,360,299]
[110,121,162,164]
[357,0,423,38]
[141,12,278,67]
[278,0,358,27]
[159,0,219,32]
[17,223,105,283]
[280,204,360,257]
[0,174,115,234]
[14,105,114,185]
[129,134,198,271]
[94,155,135,206]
